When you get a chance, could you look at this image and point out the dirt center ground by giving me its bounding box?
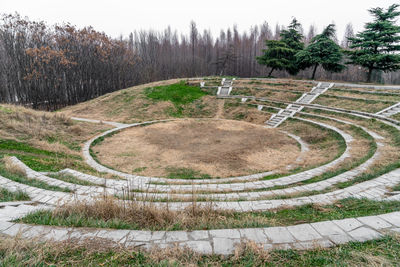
[93,119,301,178]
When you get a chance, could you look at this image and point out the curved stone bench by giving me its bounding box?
[119,167,400,212]
[10,157,115,196]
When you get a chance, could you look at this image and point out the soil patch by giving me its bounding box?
[93,119,300,178]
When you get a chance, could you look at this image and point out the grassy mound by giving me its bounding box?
[60,79,219,123]
[0,104,110,173]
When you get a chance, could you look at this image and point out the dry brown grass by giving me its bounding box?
[303,109,400,173]
[0,104,72,140]
[60,79,219,124]
[0,104,112,155]
[223,100,272,125]
[328,90,400,102]
[1,234,399,266]
[3,156,26,177]
[280,120,341,169]
[236,79,313,92]
[92,119,300,178]
[54,196,226,231]
[215,99,225,119]
[336,86,400,95]
[254,90,301,102]
[313,96,391,113]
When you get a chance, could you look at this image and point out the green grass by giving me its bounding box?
[145,81,208,116]
[1,235,400,266]
[392,183,400,192]
[0,106,13,113]
[47,173,98,186]
[0,161,72,193]
[336,161,400,189]
[0,188,30,202]
[257,117,348,182]
[391,112,400,121]
[283,115,377,187]
[46,136,81,151]
[166,167,212,180]
[0,139,91,173]
[19,198,400,231]
[0,139,63,157]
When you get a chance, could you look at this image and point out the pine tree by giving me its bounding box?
[280,18,305,75]
[346,4,400,83]
[256,40,291,76]
[296,24,345,80]
[257,18,304,76]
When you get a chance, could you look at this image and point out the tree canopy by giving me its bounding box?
[346,4,400,82]
[257,18,304,76]
[296,24,345,79]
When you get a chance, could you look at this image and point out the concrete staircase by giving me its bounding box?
[376,102,400,117]
[217,78,235,96]
[266,82,334,127]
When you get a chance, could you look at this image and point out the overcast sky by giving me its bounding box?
[2,0,398,41]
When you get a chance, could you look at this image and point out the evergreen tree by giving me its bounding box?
[296,24,345,80]
[346,4,400,82]
[256,40,291,76]
[257,18,304,76]
[280,18,305,75]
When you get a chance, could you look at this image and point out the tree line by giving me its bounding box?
[0,4,400,110]
[257,4,400,83]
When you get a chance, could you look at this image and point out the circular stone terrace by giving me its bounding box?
[1,78,400,255]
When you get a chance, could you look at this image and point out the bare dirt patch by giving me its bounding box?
[93,119,300,178]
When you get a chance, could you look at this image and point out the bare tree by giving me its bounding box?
[341,23,354,48]
[1,13,400,110]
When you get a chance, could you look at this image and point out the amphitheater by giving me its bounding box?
[1,77,400,255]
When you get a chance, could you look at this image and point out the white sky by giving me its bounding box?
[1,0,398,41]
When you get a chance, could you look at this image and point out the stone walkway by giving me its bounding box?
[1,78,400,255]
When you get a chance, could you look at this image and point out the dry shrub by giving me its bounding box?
[69,124,83,135]
[234,241,270,262]
[0,234,399,266]
[3,156,26,177]
[0,236,268,266]
[0,237,48,266]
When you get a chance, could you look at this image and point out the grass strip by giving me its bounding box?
[47,173,98,186]
[0,162,72,193]
[0,188,30,202]
[1,234,399,266]
[19,198,400,231]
